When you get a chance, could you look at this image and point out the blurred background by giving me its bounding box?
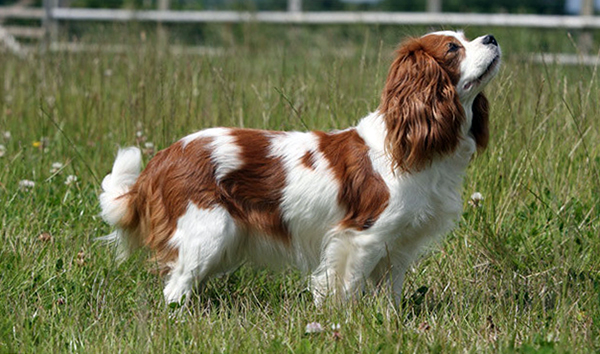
[2,0,597,13]
[0,0,599,55]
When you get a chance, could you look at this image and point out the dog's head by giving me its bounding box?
[379,31,501,172]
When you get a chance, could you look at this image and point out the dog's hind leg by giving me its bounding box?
[163,204,240,305]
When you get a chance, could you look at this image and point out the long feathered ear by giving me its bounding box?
[379,38,464,172]
[471,92,489,151]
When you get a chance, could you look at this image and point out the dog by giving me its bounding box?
[100,30,500,306]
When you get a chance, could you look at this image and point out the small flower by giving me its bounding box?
[143,142,155,156]
[331,323,342,340]
[469,192,484,208]
[2,131,10,140]
[104,69,113,77]
[33,137,49,151]
[38,232,53,242]
[305,322,324,334]
[65,175,78,186]
[0,144,5,157]
[50,162,64,174]
[19,179,35,190]
[136,130,147,144]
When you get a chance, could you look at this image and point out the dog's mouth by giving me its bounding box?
[463,55,501,91]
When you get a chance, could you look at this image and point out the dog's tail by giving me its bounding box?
[99,147,142,261]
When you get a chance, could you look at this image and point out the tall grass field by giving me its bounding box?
[1,24,599,352]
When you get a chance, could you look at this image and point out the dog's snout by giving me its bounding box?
[482,35,498,47]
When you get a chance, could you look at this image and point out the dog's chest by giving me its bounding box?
[379,142,475,240]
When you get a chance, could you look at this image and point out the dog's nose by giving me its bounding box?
[482,35,498,46]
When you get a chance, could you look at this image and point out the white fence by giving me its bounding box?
[41,9,600,29]
[1,7,598,42]
[0,4,599,63]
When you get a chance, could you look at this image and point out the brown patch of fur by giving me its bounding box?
[316,129,390,231]
[379,34,465,172]
[120,138,220,269]
[118,129,293,270]
[301,150,317,170]
[471,93,489,151]
[219,129,290,243]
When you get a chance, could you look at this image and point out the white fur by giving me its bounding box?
[180,127,230,148]
[99,147,142,260]
[269,132,344,271]
[164,203,240,303]
[208,132,243,181]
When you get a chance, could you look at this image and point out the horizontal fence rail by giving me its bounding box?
[1,7,600,29]
[52,9,600,29]
[0,7,43,19]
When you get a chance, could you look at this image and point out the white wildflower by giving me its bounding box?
[143,141,155,156]
[469,192,484,208]
[136,130,147,144]
[50,162,64,174]
[19,180,35,190]
[104,69,113,77]
[305,322,324,334]
[0,144,5,157]
[331,323,341,331]
[3,131,10,140]
[65,175,78,186]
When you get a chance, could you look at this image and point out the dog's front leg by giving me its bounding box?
[310,233,387,305]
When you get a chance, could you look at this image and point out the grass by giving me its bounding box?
[1,24,599,352]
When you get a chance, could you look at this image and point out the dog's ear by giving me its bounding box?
[379,38,465,172]
[471,92,489,151]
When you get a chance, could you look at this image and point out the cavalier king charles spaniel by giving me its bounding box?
[100,30,501,305]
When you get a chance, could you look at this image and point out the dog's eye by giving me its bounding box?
[447,42,461,53]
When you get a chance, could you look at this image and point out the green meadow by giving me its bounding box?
[0,24,599,352]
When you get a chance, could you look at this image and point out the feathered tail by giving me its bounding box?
[98,147,142,261]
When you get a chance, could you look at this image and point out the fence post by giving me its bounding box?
[579,0,594,54]
[427,0,442,13]
[43,0,58,50]
[288,0,301,12]
[157,0,170,49]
